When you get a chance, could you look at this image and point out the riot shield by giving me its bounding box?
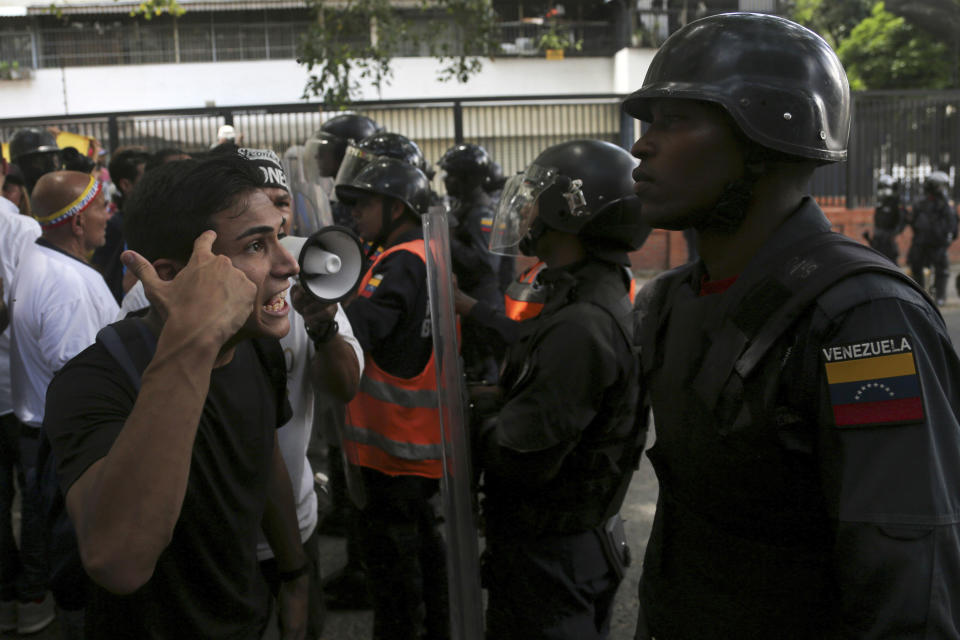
[282,143,333,236]
[422,205,484,640]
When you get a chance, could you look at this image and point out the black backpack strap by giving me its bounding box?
[43,318,158,609]
[691,233,936,416]
[95,318,158,391]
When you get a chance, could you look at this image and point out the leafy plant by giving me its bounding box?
[537,24,582,52]
[0,61,22,80]
[837,2,952,89]
[299,0,501,108]
[46,0,184,19]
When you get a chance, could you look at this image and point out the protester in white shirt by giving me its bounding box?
[8,171,118,635]
[0,186,41,634]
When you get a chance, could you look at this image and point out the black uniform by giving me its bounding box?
[449,187,503,383]
[908,192,958,301]
[636,199,960,638]
[479,257,642,640]
[869,194,906,263]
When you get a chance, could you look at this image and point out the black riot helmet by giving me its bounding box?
[334,132,427,191]
[9,128,63,193]
[304,133,346,178]
[483,161,506,194]
[357,132,425,168]
[622,13,850,164]
[924,171,950,197]
[438,143,491,177]
[336,156,431,218]
[490,139,650,256]
[438,143,492,198]
[335,157,431,255]
[877,174,897,199]
[318,114,381,144]
[309,114,382,177]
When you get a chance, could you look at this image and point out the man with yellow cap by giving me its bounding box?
[7,170,118,635]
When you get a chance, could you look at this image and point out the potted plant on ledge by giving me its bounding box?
[538,24,582,60]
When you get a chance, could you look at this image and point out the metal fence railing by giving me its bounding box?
[3,91,960,207]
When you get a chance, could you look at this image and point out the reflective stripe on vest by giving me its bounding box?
[504,261,637,321]
[344,239,444,479]
[504,261,548,321]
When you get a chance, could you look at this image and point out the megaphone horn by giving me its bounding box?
[280,225,365,303]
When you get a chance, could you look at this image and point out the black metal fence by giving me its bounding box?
[3,91,959,206]
[0,95,627,196]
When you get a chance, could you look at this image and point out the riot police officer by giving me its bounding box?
[624,12,960,637]
[9,128,63,195]
[303,114,382,232]
[908,170,957,305]
[477,139,649,640]
[438,143,503,383]
[335,132,431,257]
[312,114,381,179]
[864,173,906,263]
[336,158,449,640]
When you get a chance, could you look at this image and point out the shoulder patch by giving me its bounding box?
[480,216,493,234]
[822,335,924,428]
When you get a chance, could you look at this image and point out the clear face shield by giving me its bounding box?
[333,145,377,198]
[487,163,587,256]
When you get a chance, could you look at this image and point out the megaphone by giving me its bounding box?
[280,225,365,303]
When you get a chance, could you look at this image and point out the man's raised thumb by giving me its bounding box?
[121,250,159,286]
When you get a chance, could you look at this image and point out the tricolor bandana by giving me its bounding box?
[823,335,925,428]
[361,273,383,298]
[35,175,102,229]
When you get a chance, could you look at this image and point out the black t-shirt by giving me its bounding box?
[44,326,291,639]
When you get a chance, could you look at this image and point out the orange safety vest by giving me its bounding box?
[344,239,444,479]
[504,261,549,321]
[504,261,637,321]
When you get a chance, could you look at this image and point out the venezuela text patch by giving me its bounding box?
[823,335,924,427]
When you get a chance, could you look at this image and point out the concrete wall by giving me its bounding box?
[0,48,657,119]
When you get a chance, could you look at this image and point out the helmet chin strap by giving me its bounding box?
[520,217,549,257]
[697,150,768,235]
[367,198,398,259]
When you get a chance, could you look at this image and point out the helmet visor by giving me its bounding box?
[333,145,377,198]
[488,163,557,256]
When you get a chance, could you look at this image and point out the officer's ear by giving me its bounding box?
[389,199,406,222]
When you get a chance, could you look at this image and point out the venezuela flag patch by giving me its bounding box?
[823,335,924,428]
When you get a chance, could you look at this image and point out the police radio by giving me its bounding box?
[280,225,365,303]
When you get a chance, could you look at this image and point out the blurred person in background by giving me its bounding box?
[863,174,907,264]
[0,154,41,636]
[8,128,63,197]
[9,171,118,636]
[907,170,958,305]
[93,147,150,304]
